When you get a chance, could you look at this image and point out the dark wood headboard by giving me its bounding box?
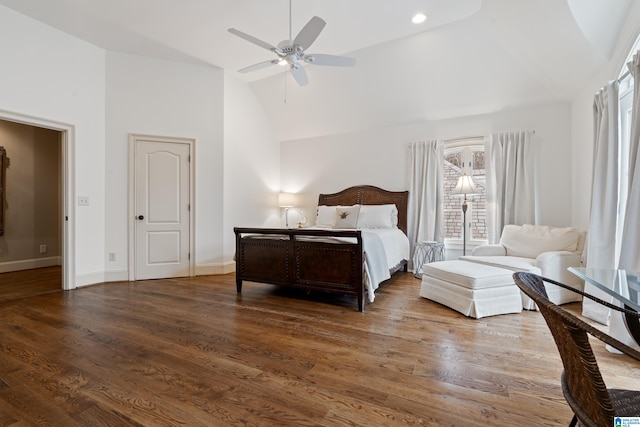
[318,185,409,235]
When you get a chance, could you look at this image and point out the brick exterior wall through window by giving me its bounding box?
[443,149,487,240]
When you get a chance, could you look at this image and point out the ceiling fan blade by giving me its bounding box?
[293,16,326,50]
[238,60,278,73]
[290,65,309,86]
[304,54,356,67]
[228,28,278,52]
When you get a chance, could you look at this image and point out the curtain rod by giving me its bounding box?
[619,69,631,82]
[444,136,485,143]
[444,131,535,144]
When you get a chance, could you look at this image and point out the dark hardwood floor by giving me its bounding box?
[0,270,637,426]
[0,266,61,303]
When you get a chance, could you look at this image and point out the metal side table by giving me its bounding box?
[413,241,445,278]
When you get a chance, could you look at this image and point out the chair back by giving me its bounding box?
[513,272,614,427]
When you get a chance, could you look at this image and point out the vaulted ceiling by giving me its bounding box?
[0,0,632,141]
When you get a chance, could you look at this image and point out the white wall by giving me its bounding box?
[250,1,607,144]
[281,103,573,231]
[0,5,282,282]
[0,5,106,285]
[105,52,225,278]
[222,72,281,265]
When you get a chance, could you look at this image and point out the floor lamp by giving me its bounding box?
[451,174,479,256]
[278,192,296,228]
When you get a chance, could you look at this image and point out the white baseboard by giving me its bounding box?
[196,261,235,276]
[0,256,61,273]
[105,270,129,282]
[72,271,127,288]
[72,262,235,288]
[75,272,107,288]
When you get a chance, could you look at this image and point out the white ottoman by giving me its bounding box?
[419,260,523,318]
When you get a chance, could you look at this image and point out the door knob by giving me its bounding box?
[137,215,144,220]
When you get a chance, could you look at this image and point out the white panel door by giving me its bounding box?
[134,139,190,280]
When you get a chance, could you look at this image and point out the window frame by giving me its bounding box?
[443,137,488,253]
[615,40,638,264]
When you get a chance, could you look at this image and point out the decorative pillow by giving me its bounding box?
[500,224,580,258]
[357,204,398,229]
[315,205,337,228]
[333,205,361,229]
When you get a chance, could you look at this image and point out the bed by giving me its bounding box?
[234,185,409,311]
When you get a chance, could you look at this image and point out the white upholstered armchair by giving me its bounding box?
[460,224,586,309]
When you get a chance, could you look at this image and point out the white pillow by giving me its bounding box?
[500,224,580,258]
[357,204,398,229]
[315,205,337,228]
[334,205,361,229]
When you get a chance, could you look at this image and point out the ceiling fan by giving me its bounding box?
[228,2,356,86]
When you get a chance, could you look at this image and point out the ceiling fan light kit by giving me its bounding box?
[228,3,355,86]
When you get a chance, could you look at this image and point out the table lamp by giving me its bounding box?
[278,192,296,228]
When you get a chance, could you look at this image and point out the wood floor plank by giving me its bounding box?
[0,269,637,425]
[0,266,61,303]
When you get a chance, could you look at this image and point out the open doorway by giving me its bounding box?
[0,111,74,293]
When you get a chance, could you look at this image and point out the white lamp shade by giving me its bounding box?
[278,192,296,207]
[451,174,479,196]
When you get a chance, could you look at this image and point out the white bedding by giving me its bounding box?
[306,227,410,302]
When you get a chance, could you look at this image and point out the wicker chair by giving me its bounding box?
[513,272,640,427]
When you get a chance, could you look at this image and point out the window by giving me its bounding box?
[615,35,640,261]
[618,71,632,262]
[443,139,487,250]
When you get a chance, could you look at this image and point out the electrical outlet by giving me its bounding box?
[108,252,116,262]
[39,244,47,254]
[78,196,90,206]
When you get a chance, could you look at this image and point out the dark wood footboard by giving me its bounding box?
[235,228,365,311]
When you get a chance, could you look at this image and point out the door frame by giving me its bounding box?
[0,109,75,290]
[128,134,195,281]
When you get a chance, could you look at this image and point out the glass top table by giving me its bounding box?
[569,267,640,344]
[568,267,640,311]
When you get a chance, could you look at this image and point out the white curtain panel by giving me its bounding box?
[608,53,640,351]
[619,53,640,271]
[485,131,535,244]
[408,141,443,266]
[582,81,619,325]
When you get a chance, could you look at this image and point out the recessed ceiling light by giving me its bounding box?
[412,13,427,24]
